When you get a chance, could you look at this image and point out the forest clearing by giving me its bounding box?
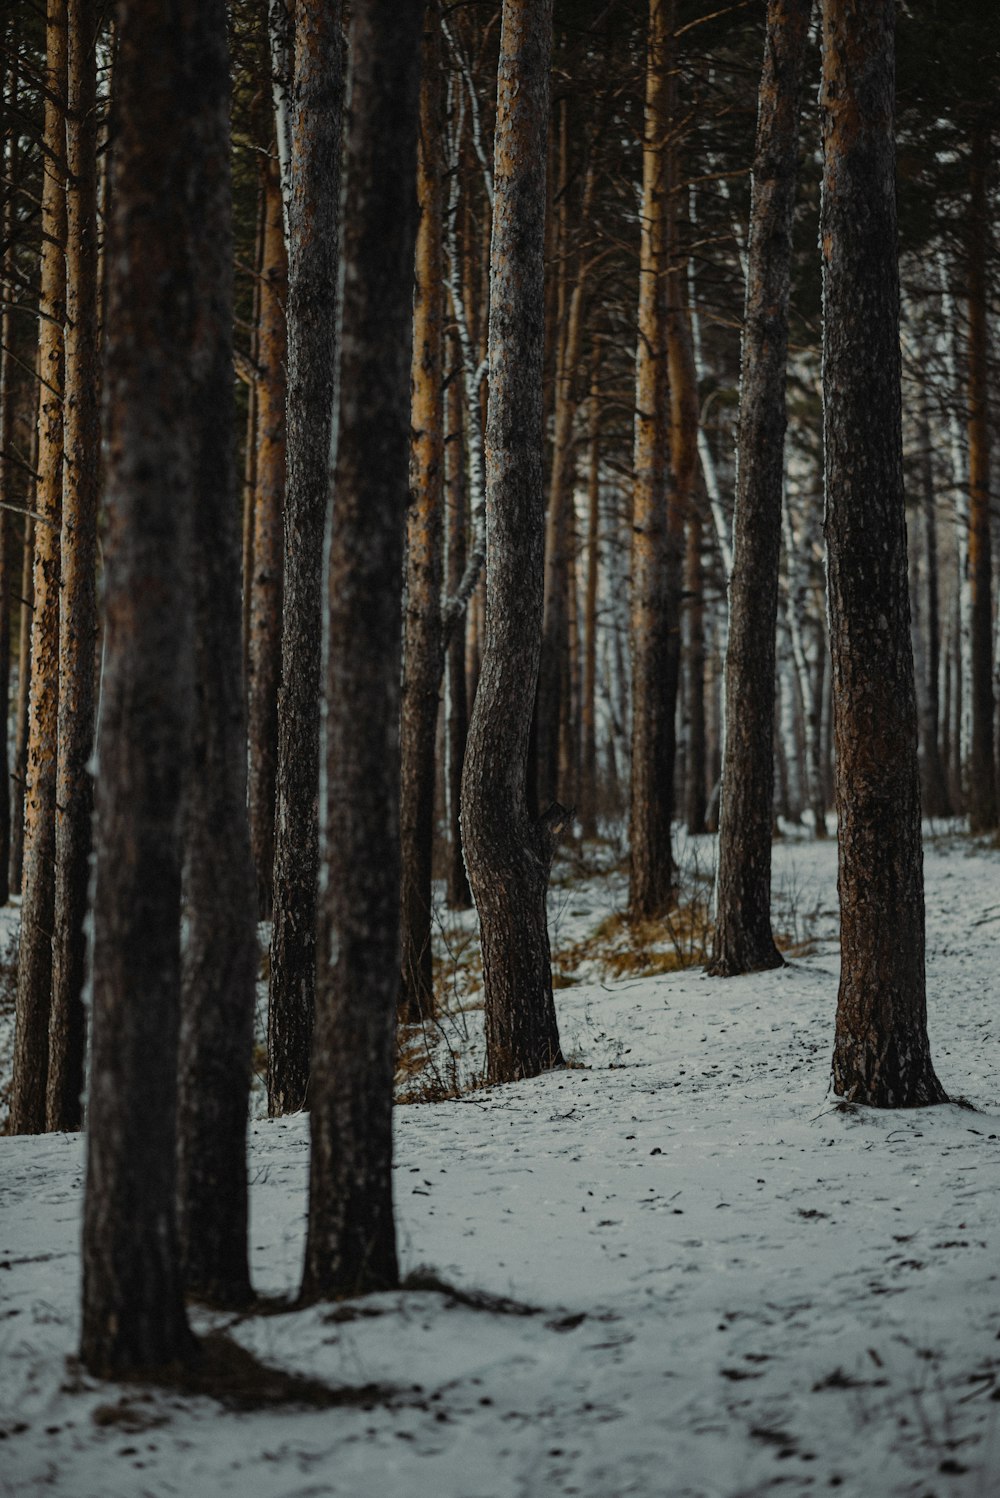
[3,828,1000,1496]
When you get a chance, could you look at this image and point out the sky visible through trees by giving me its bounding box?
[0,0,999,1488]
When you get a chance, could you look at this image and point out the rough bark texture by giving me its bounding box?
[247,154,287,919]
[175,0,258,1308]
[300,0,424,1302]
[10,514,33,897]
[9,0,66,1136]
[400,3,445,1026]
[709,0,809,977]
[445,340,472,909]
[48,0,99,1132]
[965,118,995,834]
[0,46,17,910]
[80,0,200,1376]
[460,0,565,1086]
[268,0,343,1117]
[628,0,674,921]
[821,0,946,1108]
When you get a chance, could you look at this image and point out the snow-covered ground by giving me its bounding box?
[3,828,1000,1498]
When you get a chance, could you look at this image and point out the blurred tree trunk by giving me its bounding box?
[579,366,601,839]
[710,0,809,976]
[267,0,343,1116]
[48,0,100,1132]
[176,0,258,1307]
[628,0,674,920]
[461,0,565,1085]
[247,152,286,917]
[400,3,445,1026]
[821,0,945,1107]
[917,386,951,818]
[966,117,995,834]
[301,0,424,1302]
[9,0,66,1136]
[80,0,201,1377]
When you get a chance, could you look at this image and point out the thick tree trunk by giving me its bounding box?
[48,0,100,1132]
[445,341,472,909]
[80,0,201,1376]
[267,0,343,1117]
[966,118,995,834]
[300,0,424,1302]
[247,153,287,918]
[400,4,445,1027]
[709,0,809,976]
[0,46,17,910]
[629,0,674,920]
[9,0,66,1136]
[821,0,945,1107]
[175,0,258,1307]
[460,0,565,1085]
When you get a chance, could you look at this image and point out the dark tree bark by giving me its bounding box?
[460,0,565,1085]
[444,337,472,909]
[48,0,100,1132]
[965,118,995,834]
[9,0,66,1136]
[267,0,343,1116]
[709,0,809,977]
[9,514,33,897]
[579,367,601,840]
[300,0,424,1302]
[628,0,674,921]
[175,0,258,1308]
[247,152,287,918]
[821,0,946,1108]
[0,39,18,910]
[400,2,445,1026]
[684,508,707,836]
[80,0,203,1376]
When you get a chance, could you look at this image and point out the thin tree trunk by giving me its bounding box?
[9,514,33,897]
[247,152,287,918]
[629,0,674,921]
[966,117,995,834]
[175,0,258,1308]
[80,0,201,1376]
[400,3,445,1026]
[460,0,565,1085]
[821,0,945,1107]
[9,0,67,1136]
[48,0,100,1133]
[684,508,707,835]
[445,340,472,909]
[267,0,343,1117]
[709,0,809,975]
[580,366,601,839]
[300,0,424,1302]
[917,385,950,818]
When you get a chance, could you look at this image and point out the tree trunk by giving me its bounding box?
[684,507,707,835]
[709,0,809,976]
[966,118,995,834]
[48,0,100,1133]
[460,0,565,1085]
[400,3,445,1027]
[9,0,66,1137]
[0,42,17,910]
[175,0,258,1308]
[445,339,472,909]
[917,385,951,818]
[247,152,287,918]
[821,0,945,1107]
[9,514,33,897]
[629,0,674,921]
[579,367,601,839]
[80,0,202,1376]
[300,0,424,1302]
[267,0,343,1117]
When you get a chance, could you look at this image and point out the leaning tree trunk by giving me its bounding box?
[267,0,343,1117]
[80,0,202,1377]
[9,0,66,1137]
[821,0,946,1108]
[460,0,564,1085]
[400,2,445,1027]
[628,0,674,921]
[48,0,100,1132]
[300,0,425,1303]
[247,152,287,918]
[175,0,258,1308]
[709,0,809,977]
[965,117,995,834]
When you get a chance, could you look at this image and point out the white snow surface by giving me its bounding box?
[3,829,1000,1497]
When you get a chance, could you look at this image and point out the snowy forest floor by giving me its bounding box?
[3,825,1000,1497]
